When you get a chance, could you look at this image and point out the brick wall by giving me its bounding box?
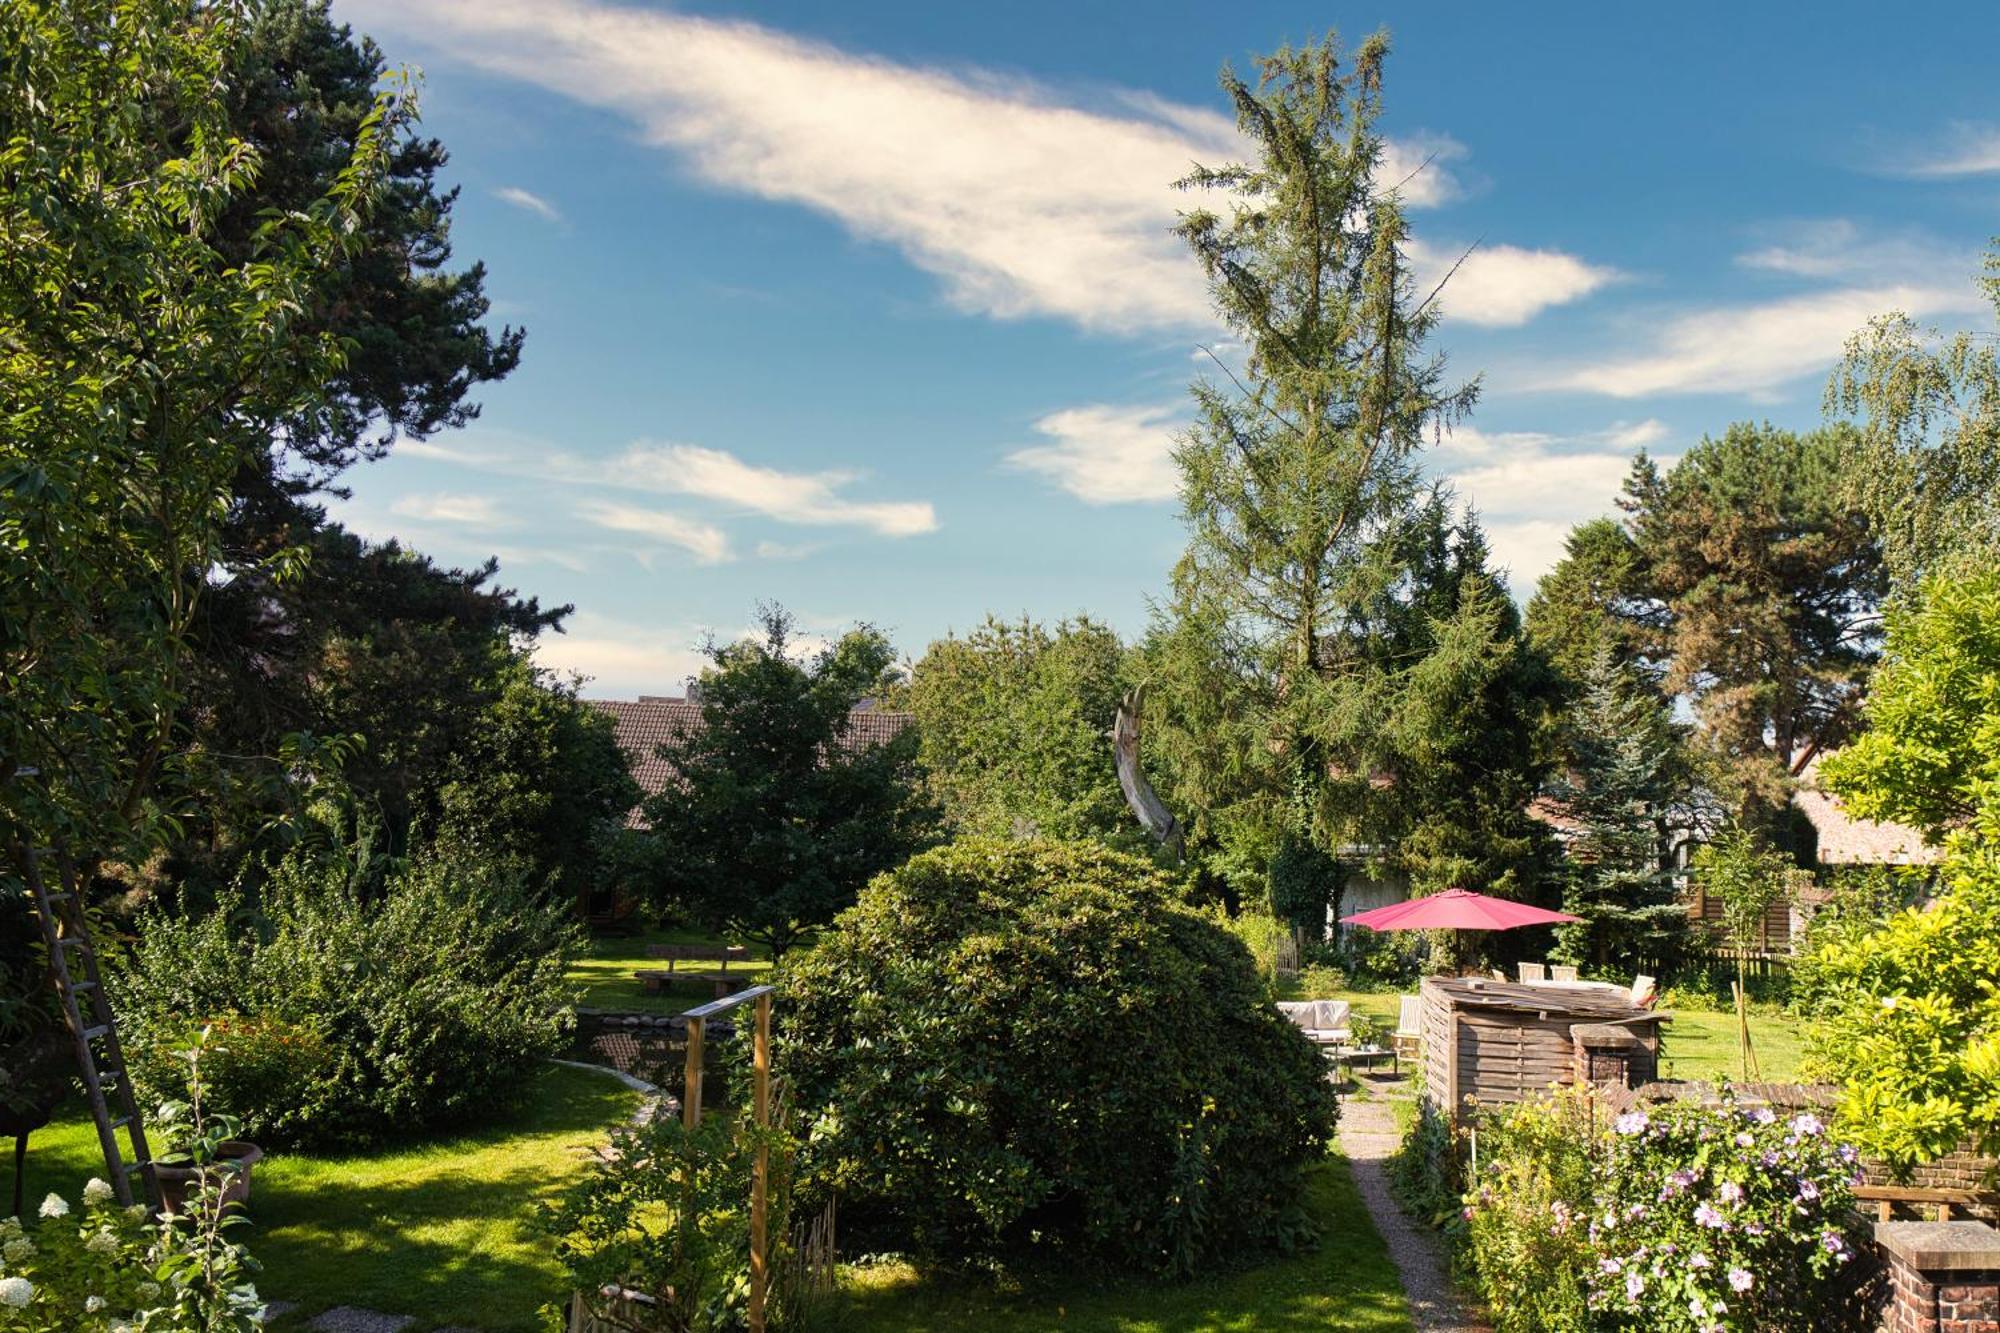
[1875,1222,2000,1333]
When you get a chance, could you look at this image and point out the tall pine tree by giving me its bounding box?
[1548,645,1690,974]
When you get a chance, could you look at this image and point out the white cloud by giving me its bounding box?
[534,612,709,698]
[1606,418,1670,449]
[342,0,1604,333]
[1735,219,1969,283]
[1432,421,1673,592]
[755,539,821,561]
[1411,241,1617,327]
[577,500,731,564]
[1006,403,1183,504]
[616,443,936,536]
[1890,122,2000,178]
[390,492,506,525]
[494,185,562,222]
[1538,283,1983,398]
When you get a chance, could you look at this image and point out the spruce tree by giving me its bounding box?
[1549,645,1690,974]
[1147,32,1498,896]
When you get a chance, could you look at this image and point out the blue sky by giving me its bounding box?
[326,0,2000,697]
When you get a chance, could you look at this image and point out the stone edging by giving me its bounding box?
[547,1056,677,1125]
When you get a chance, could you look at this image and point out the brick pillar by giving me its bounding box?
[1570,1023,1640,1089]
[1875,1221,2000,1333]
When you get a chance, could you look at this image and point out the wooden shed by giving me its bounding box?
[1419,976,1669,1117]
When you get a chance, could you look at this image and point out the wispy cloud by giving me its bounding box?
[1412,241,1618,328]
[1535,283,1982,399]
[1436,422,1673,590]
[396,433,934,539]
[343,0,1606,333]
[1735,219,1970,283]
[1885,122,2000,178]
[578,500,731,564]
[534,611,710,698]
[617,444,936,536]
[390,492,507,525]
[494,185,563,222]
[1006,403,1183,504]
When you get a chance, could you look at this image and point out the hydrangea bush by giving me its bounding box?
[1462,1087,1870,1332]
[0,1180,261,1332]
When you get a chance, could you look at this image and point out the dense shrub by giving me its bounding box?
[1461,1088,1869,1333]
[778,838,1339,1276]
[117,837,580,1147]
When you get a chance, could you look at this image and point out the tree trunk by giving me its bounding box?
[1112,685,1184,862]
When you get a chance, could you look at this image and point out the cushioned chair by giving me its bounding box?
[1277,999,1352,1047]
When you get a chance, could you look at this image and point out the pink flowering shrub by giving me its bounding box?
[1462,1087,1871,1332]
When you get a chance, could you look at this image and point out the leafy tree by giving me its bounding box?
[1619,425,1885,823]
[1820,570,2000,842]
[1548,647,1691,975]
[1,0,396,881]
[1829,244,2000,587]
[907,615,1134,843]
[1691,826,1797,1077]
[1801,787,2000,1169]
[641,609,934,958]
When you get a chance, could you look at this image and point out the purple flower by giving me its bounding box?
[1719,1180,1744,1205]
[1751,1106,1777,1125]
[1690,1251,1712,1270]
[1745,1221,1766,1236]
[1837,1144,1859,1163]
[1626,1270,1646,1300]
[1797,1178,1821,1202]
[1734,1131,1755,1147]
[1694,1202,1727,1229]
[1729,1268,1754,1292]
[1822,1231,1847,1255]
[1615,1111,1650,1135]
[1791,1112,1824,1138]
[1600,1257,1623,1275]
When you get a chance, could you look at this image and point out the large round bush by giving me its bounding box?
[777,837,1338,1275]
[116,836,581,1147]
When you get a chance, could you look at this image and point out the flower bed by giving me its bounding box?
[1460,1086,1873,1332]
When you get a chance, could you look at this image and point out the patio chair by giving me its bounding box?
[1517,961,1549,984]
[1550,964,1579,984]
[1630,974,1658,1009]
[1489,968,1508,982]
[1392,995,1422,1064]
[1277,999,1352,1048]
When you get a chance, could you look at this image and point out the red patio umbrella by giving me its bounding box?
[1340,887,1581,932]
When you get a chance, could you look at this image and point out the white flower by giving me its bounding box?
[85,1228,121,1255]
[83,1178,115,1206]
[86,1294,107,1312]
[0,1276,32,1308]
[2,1237,33,1263]
[36,1192,68,1219]
[0,1217,20,1239]
[125,1205,148,1221]
[136,1281,160,1300]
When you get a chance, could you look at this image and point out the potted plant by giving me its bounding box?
[150,1034,265,1214]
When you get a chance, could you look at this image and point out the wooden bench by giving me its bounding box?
[1855,1184,2000,1223]
[634,943,752,998]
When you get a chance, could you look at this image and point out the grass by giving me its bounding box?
[1656,1005,1806,1083]
[832,1155,1413,1333]
[4,1063,639,1332]
[569,925,774,1014]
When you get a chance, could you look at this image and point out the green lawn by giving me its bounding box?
[4,1064,639,1332]
[569,926,773,1014]
[834,1155,1413,1333]
[1657,1005,1806,1083]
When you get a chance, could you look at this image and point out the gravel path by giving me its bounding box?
[1339,1084,1492,1333]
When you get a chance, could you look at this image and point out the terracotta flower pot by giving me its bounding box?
[153,1141,264,1214]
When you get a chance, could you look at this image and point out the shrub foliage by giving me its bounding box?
[778,838,1339,1275]
[117,837,580,1147]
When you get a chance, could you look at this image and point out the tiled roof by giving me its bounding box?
[591,696,915,823]
[1792,754,1941,867]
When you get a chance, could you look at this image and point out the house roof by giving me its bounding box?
[1792,755,1940,867]
[591,696,914,821]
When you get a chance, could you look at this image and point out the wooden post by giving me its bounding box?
[683,1015,705,1129]
[749,990,772,1333]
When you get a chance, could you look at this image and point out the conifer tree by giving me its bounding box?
[1147,32,1520,900]
[1549,646,1691,974]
